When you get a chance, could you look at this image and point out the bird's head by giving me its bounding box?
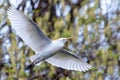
[58,37,72,44]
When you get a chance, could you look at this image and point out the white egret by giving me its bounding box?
[7,6,92,72]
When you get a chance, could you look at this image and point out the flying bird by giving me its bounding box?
[7,6,92,72]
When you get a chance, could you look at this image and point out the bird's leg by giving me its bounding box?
[26,61,37,69]
[26,58,41,69]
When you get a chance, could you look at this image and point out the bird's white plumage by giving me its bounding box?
[7,6,92,72]
[45,49,92,72]
[7,6,51,52]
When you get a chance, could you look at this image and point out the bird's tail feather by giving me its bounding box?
[26,55,42,69]
[26,61,42,69]
[30,55,37,62]
[30,54,42,65]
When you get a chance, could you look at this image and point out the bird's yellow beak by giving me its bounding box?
[67,37,72,40]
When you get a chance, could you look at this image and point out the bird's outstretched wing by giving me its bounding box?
[45,49,92,72]
[7,6,51,52]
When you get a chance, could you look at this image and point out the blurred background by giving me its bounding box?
[0,0,120,80]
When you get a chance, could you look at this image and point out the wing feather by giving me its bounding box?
[45,49,92,72]
[7,6,51,52]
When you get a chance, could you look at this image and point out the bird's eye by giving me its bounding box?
[63,39,66,42]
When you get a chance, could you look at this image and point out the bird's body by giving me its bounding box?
[7,6,92,72]
[30,39,65,63]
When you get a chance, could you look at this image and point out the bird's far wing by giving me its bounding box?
[7,6,51,52]
[45,49,92,72]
